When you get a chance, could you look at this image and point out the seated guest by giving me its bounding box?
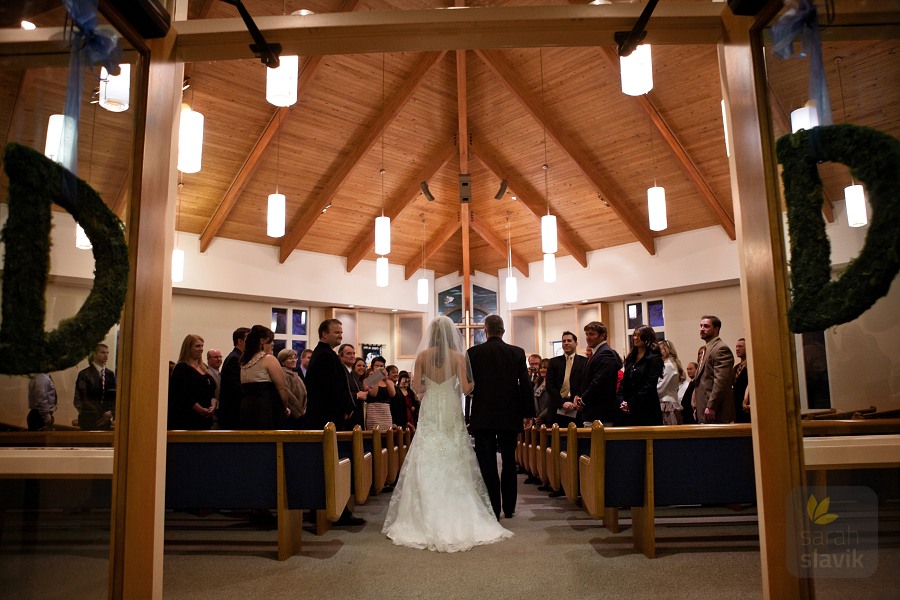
[168,334,217,430]
[74,343,116,430]
[617,325,664,426]
[278,348,308,427]
[657,340,686,425]
[239,325,296,429]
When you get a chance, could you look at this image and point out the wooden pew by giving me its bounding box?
[166,424,350,560]
[545,424,562,492]
[335,426,373,505]
[534,425,549,485]
[365,427,388,495]
[384,426,400,485]
[396,426,409,472]
[558,423,583,503]
[515,431,525,468]
[524,426,536,477]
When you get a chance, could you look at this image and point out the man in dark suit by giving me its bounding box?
[693,315,735,424]
[574,321,622,425]
[545,331,587,428]
[217,327,249,430]
[468,315,534,519]
[74,343,117,430]
[305,318,364,526]
[338,343,367,430]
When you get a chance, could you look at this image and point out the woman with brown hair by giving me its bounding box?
[616,325,664,426]
[239,325,297,429]
[657,339,686,425]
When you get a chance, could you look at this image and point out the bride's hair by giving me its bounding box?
[414,316,473,395]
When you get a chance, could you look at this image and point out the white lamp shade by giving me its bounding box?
[99,64,130,112]
[790,105,819,133]
[75,224,92,249]
[45,114,75,169]
[374,215,391,255]
[647,186,668,232]
[845,184,868,228]
[543,253,557,283]
[267,193,286,237]
[376,256,389,287]
[172,248,185,283]
[266,55,299,107]
[506,275,518,303]
[541,214,557,254]
[620,44,653,96]
[417,277,429,305]
[178,104,204,173]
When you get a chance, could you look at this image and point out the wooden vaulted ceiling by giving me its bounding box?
[2,1,898,282]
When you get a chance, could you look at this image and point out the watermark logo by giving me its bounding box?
[787,486,878,578]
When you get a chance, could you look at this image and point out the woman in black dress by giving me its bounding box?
[239,325,296,429]
[617,325,664,426]
[168,334,217,430]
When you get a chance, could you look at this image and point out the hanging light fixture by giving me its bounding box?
[543,253,557,283]
[99,64,131,112]
[417,215,429,305]
[620,44,653,96]
[375,256,389,287]
[172,248,185,283]
[266,55,298,107]
[44,114,75,167]
[538,50,558,280]
[790,102,819,133]
[647,118,667,232]
[834,57,867,228]
[267,114,286,237]
[373,54,390,286]
[178,103,204,173]
[505,214,518,303]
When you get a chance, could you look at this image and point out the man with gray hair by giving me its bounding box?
[467,315,534,520]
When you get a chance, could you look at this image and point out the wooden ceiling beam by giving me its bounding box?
[405,219,461,280]
[468,211,530,277]
[471,143,588,268]
[599,47,736,240]
[344,142,456,272]
[111,165,131,218]
[279,50,446,263]
[475,48,653,255]
[456,22,472,314]
[767,81,835,223]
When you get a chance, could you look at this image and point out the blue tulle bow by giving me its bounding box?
[771,0,832,128]
[59,0,123,191]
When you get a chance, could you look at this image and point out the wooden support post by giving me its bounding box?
[719,9,814,598]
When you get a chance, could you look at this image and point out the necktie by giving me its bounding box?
[560,354,573,399]
[100,368,106,396]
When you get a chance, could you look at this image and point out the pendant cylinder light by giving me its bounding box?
[845,184,868,228]
[374,215,391,255]
[178,103,204,173]
[267,193,286,237]
[543,253,557,283]
[620,44,653,96]
[417,277,429,305]
[99,64,131,112]
[172,248,185,283]
[506,275,518,304]
[647,186,668,231]
[44,114,75,168]
[266,55,299,107]
[75,225,92,249]
[376,256,389,287]
[790,105,819,133]
[541,214,557,254]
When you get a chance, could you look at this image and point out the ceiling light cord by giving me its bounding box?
[540,49,550,215]
[835,57,853,185]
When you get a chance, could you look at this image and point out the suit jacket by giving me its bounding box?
[616,347,664,426]
[578,343,623,424]
[217,347,243,429]
[467,337,534,431]
[74,364,116,419]
[545,352,587,417]
[304,341,355,430]
[344,365,365,429]
[693,338,735,423]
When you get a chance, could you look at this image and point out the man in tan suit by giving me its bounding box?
[693,315,735,424]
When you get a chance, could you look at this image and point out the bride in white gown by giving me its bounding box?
[382,316,513,552]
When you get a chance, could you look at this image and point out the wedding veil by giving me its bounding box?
[412,316,474,397]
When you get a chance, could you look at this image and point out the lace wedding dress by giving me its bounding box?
[382,376,513,552]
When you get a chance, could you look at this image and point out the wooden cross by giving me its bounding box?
[456,310,484,348]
